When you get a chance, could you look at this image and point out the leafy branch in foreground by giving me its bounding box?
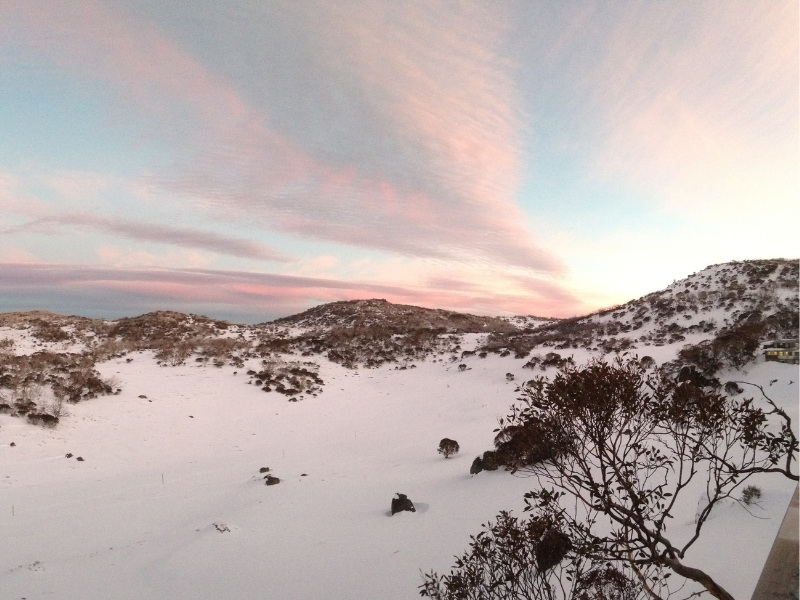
[420,498,652,600]
[422,358,797,600]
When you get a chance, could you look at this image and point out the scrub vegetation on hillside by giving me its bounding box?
[0,259,796,424]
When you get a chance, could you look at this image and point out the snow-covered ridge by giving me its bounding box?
[1,259,795,370]
[269,298,520,333]
[478,258,798,357]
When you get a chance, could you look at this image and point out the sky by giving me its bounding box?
[0,1,797,323]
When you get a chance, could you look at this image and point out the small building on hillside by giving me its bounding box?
[763,339,800,364]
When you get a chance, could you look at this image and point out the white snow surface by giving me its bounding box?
[1,348,798,599]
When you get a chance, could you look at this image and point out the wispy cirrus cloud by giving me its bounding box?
[6,2,789,322]
[540,1,799,230]
[152,1,561,272]
[504,0,799,294]
[3,212,286,262]
[1,0,562,274]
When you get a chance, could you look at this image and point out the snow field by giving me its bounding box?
[2,353,539,599]
[0,345,797,599]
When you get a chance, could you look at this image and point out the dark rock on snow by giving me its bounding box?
[481,450,499,471]
[391,493,416,515]
[470,456,483,475]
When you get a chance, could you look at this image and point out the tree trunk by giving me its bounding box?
[662,557,735,600]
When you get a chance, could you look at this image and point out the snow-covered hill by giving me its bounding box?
[0,258,797,599]
[478,258,798,357]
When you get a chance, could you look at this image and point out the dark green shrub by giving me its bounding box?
[437,438,460,458]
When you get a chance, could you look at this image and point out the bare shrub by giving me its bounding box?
[247,360,324,398]
[154,339,196,366]
[91,338,135,361]
[45,395,68,420]
[18,381,43,405]
[30,319,71,343]
[27,412,59,427]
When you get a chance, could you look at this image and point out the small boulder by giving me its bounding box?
[264,475,280,486]
[259,467,270,473]
[535,528,572,571]
[390,493,416,515]
[481,450,499,471]
[470,456,483,475]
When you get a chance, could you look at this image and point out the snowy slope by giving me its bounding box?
[0,259,797,599]
[1,354,541,599]
[1,353,796,600]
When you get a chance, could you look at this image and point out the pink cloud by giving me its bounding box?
[1,1,247,134]
[582,2,798,215]
[4,212,286,262]
[45,171,112,201]
[0,172,49,217]
[96,245,210,270]
[1,1,562,274]
[254,1,558,271]
[0,262,584,322]
[0,248,37,264]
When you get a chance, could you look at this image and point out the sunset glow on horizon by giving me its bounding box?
[1,1,797,322]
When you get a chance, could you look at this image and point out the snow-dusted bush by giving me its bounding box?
[741,485,762,506]
[30,319,71,343]
[639,355,656,369]
[154,339,196,366]
[247,360,324,399]
[27,412,59,427]
[492,418,561,472]
[724,381,744,395]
